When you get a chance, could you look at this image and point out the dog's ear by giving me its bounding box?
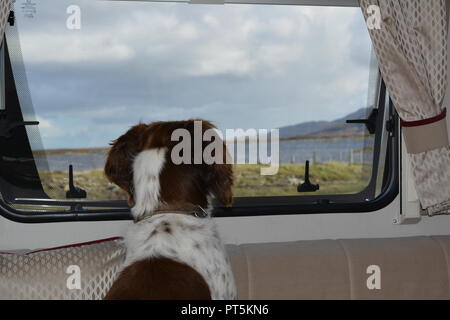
[209,162,234,206]
[198,119,234,207]
[104,124,147,204]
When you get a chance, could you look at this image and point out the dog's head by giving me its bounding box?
[104,119,233,218]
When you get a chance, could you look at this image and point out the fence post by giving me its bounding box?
[349,150,354,165]
[312,152,317,165]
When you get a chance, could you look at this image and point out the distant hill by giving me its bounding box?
[279,107,370,139]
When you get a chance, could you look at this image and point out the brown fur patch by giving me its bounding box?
[147,230,158,239]
[104,258,211,300]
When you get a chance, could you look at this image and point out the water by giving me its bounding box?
[34,138,373,172]
[277,138,371,164]
[35,150,109,172]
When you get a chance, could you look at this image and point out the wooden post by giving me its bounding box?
[349,150,354,165]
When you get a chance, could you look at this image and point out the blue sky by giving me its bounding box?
[10,0,374,149]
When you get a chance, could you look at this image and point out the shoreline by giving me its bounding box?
[33,135,371,157]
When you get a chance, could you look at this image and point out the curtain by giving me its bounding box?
[0,0,11,44]
[360,0,450,216]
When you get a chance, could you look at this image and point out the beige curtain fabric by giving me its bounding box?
[0,0,11,43]
[360,0,450,216]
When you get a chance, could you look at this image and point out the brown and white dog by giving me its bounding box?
[103,119,236,300]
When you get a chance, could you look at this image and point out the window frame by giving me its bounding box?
[0,110,399,222]
[0,0,399,223]
[108,0,359,7]
[0,43,5,111]
[213,97,399,217]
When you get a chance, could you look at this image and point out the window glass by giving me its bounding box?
[8,0,378,202]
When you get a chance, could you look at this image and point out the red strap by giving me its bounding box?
[401,108,447,127]
[0,237,123,255]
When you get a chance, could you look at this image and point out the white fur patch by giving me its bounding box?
[131,148,167,219]
[123,214,237,300]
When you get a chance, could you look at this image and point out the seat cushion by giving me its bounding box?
[2,235,450,299]
[226,236,450,300]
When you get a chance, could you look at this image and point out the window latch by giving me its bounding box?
[0,119,39,138]
[297,161,320,193]
[66,164,87,199]
[346,108,378,135]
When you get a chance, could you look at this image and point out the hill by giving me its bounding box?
[279,107,370,139]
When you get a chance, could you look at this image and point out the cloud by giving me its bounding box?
[12,1,373,148]
[20,33,135,63]
[36,116,63,138]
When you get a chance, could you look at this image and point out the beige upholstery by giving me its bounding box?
[2,235,450,299]
[0,238,126,300]
[226,236,450,300]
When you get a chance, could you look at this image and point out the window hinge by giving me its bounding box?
[385,116,396,136]
[8,11,15,27]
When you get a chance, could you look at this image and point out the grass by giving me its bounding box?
[38,162,372,200]
[234,162,371,197]
[38,169,127,201]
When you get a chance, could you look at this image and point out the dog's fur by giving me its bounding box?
[104,120,236,300]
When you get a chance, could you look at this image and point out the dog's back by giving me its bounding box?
[106,213,236,300]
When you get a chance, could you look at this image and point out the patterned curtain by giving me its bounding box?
[360,0,450,216]
[0,0,11,44]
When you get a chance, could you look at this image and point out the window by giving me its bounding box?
[0,0,398,222]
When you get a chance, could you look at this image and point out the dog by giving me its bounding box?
[103,119,236,300]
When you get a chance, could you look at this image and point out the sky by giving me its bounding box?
[9,0,375,149]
